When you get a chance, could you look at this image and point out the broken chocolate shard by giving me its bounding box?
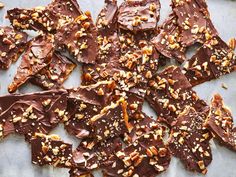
[96,0,120,64]
[146,65,208,126]
[172,0,218,46]
[8,34,54,93]
[103,130,171,177]
[118,0,161,32]
[97,32,120,64]
[55,12,98,64]
[0,90,68,141]
[0,26,28,69]
[124,112,164,143]
[118,31,160,79]
[168,107,212,174]
[205,94,236,152]
[31,133,73,168]
[151,13,186,63]
[89,97,130,142]
[70,137,122,176]
[65,81,116,139]
[30,52,76,90]
[7,0,82,33]
[182,36,236,86]
[96,0,118,35]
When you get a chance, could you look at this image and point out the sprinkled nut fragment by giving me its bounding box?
[97,88,104,96]
[221,83,228,90]
[228,38,236,50]
[0,2,4,9]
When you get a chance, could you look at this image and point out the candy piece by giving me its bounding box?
[0,27,28,69]
[182,36,236,86]
[31,133,73,168]
[7,0,82,33]
[8,34,54,93]
[55,12,98,64]
[31,52,76,90]
[118,0,161,32]
[169,107,212,174]
[205,94,236,152]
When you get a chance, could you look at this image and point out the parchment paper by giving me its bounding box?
[0,0,236,177]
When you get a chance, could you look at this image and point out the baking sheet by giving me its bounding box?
[0,0,236,177]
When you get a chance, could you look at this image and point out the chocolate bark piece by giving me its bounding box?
[205,94,236,151]
[0,27,28,69]
[96,0,118,35]
[146,65,208,126]
[169,107,212,174]
[0,105,15,139]
[151,14,186,63]
[82,64,147,97]
[124,112,163,143]
[119,35,159,78]
[96,1,120,64]
[82,64,147,118]
[89,98,130,142]
[7,0,82,33]
[0,90,68,141]
[31,133,73,168]
[182,36,236,86]
[118,0,160,32]
[55,12,98,64]
[64,81,116,139]
[118,29,159,78]
[103,131,171,177]
[97,32,120,64]
[70,137,122,176]
[30,52,76,90]
[8,34,54,93]
[82,63,147,117]
[172,0,218,46]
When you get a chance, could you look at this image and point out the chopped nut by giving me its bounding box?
[13,116,22,123]
[42,99,51,106]
[221,83,228,90]
[42,145,49,154]
[197,160,205,170]
[146,148,153,157]
[228,38,236,50]
[97,88,104,96]
[75,114,84,120]
[159,148,167,157]
[149,146,158,156]
[0,2,4,9]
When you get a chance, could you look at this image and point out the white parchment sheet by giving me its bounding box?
[0,0,236,177]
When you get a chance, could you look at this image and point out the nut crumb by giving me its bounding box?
[0,2,4,9]
[221,83,228,90]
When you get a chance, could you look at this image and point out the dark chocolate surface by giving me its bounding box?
[118,0,160,32]
[0,90,68,141]
[31,133,73,168]
[7,0,82,33]
[169,107,212,174]
[146,65,208,126]
[103,130,171,177]
[30,52,76,90]
[8,34,54,93]
[172,0,218,46]
[182,36,236,86]
[55,12,98,64]
[206,94,236,151]
[151,14,186,63]
[65,81,115,139]
[0,26,28,69]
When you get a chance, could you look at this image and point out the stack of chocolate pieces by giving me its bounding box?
[0,0,236,177]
